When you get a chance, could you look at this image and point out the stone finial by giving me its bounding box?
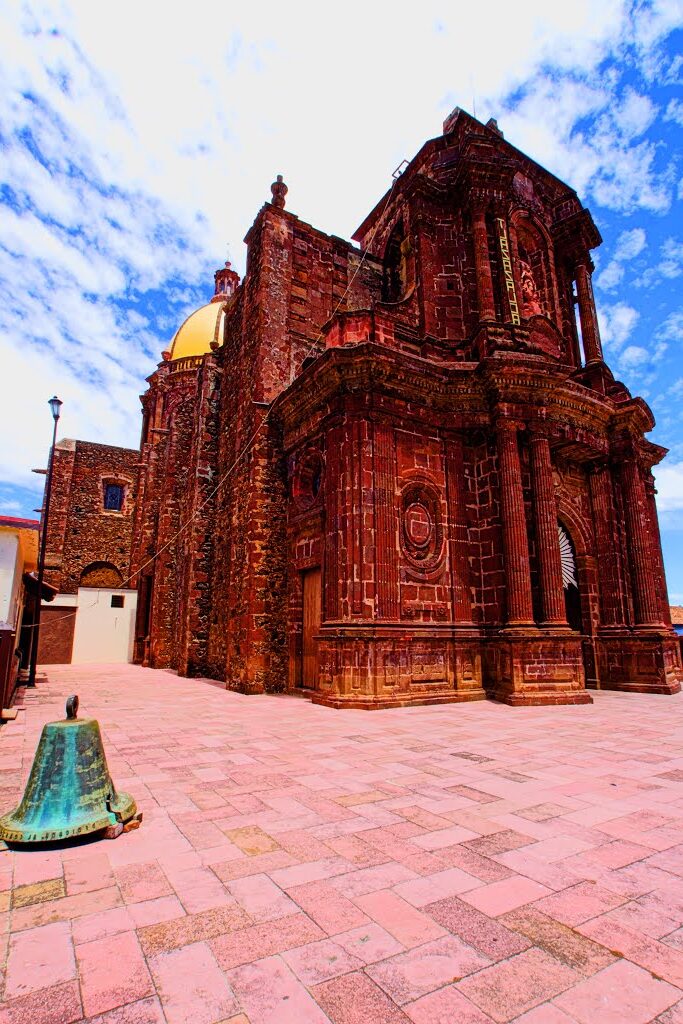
[270,174,288,209]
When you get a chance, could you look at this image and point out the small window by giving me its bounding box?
[111,595,124,608]
[104,483,124,511]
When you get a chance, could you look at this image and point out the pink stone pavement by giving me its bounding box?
[0,665,683,1022]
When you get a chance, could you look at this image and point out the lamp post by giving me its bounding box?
[27,396,63,687]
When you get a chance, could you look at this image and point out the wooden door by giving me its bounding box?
[302,568,322,689]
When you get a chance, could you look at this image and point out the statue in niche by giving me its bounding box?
[519,259,543,317]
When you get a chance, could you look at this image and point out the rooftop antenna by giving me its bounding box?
[470,72,477,119]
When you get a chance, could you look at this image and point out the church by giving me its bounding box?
[45,107,683,707]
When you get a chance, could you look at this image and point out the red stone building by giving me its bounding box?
[125,108,679,705]
[38,439,138,664]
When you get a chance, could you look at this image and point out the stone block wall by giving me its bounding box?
[44,440,138,595]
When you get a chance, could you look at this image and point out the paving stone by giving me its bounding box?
[553,959,680,1023]
[427,896,531,960]
[76,930,154,1016]
[366,934,491,1004]
[10,878,66,909]
[88,997,166,1023]
[287,879,370,934]
[4,664,683,1024]
[0,979,82,1024]
[210,913,325,971]
[11,885,122,931]
[459,875,551,917]
[333,922,404,964]
[500,906,616,975]
[312,972,412,1023]
[228,953,332,1023]
[281,936,364,985]
[225,825,280,856]
[5,921,75,999]
[404,985,496,1023]
[353,889,446,947]
[137,904,250,956]
[457,948,580,1022]
[149,941,239,1024]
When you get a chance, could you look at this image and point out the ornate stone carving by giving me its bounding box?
[399,481,445,577]
[520,259,543,317]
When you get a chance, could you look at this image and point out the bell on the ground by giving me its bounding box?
[0,695,139,843]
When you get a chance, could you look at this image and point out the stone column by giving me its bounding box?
[472,204,497,322]
[620,456,663,627]
[575,260,603,364]
[588,462,625,628]
[529,429,567,625]
[372,418,399,619]
[324,419,343,620]
[444,433,474,624]
[589,462,626,626]
[644,470,672,627]
[496,419,534,625]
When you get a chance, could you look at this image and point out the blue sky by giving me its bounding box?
[1,1,682,597]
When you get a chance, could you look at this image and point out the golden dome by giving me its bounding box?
[165,300,226,362]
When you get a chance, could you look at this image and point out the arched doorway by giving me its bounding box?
[80,561,123,588]
[558,523,582,632]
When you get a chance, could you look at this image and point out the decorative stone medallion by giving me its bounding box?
[400,482,445,576]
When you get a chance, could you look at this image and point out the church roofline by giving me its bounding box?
[352,107,587,246]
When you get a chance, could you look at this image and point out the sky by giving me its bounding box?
[1,0,682,596]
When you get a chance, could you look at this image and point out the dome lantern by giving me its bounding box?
[213,260,239,301]
[163,259,240,363]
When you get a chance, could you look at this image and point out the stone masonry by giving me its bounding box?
[62,108,683,704]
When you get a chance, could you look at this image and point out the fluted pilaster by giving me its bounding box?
[621,457,663,626]
[529,430,566,625]
[472,205,496,323]
[588,462,625,628]
[575,260,603,364]
[496,419,534,625]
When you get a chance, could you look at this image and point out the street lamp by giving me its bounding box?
[27,396,63,687]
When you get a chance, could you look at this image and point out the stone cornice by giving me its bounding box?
[270,343,646,455]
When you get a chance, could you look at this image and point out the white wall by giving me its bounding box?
[0,533,21,626]
[71,588,137,664]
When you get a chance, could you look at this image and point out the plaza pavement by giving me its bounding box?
[0,664,683,1023]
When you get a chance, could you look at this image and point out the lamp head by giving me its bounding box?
[48,396,63,421]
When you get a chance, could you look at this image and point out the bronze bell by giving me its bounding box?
[0,695,140,844]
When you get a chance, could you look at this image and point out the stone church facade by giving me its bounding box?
[123,107,681,707]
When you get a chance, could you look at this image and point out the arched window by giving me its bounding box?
[382,221,412,302]
[558,523,582,631]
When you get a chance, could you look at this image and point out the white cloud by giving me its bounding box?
[635,238,683,288]
[654,462,683,512]
[614,227,647,261]
[659,309,683,343]
[599,302,639,350]
[613,87,657,138]
[596,227,646,291]
[619,344,650,368]
[596,262,624,290]
[0,0,681,507]
[665,99,683,126]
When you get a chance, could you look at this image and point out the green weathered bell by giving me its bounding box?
[0,695,137,843]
